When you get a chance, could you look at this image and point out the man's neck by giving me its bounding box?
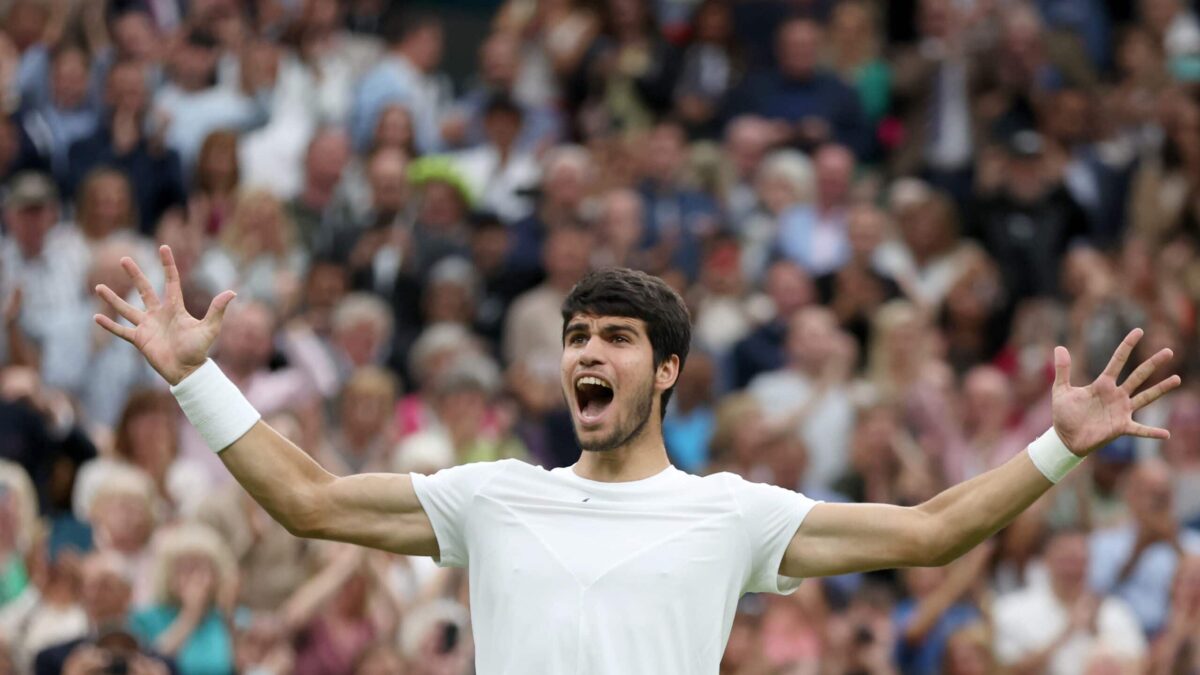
[572,427,671,483]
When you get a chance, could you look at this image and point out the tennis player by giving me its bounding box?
[95,246,1180,674]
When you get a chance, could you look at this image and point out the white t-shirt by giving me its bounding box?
[410,459,819,674]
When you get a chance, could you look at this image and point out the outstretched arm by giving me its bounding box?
[94,246,437,556]
[782,329,1181,578]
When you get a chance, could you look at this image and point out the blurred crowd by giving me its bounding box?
[0,0,1198,673]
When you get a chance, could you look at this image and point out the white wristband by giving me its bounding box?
[169,359,261,453]
[1026,427,1082,484]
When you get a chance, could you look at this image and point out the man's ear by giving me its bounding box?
[655,354,680,392]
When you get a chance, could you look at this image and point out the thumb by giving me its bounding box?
[203,290,237,330]
[1053,346,1072,393]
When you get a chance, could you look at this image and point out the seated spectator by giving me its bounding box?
[72,167,162,286]
[635,121,720,281]
[815,204,902,351]
[194,190,308,313]
[288,545,400,675]
[81,464,158,605]
[195,412,322,614]
[397,353,526,467]
[152,29,269,175]
[892,543,991,675]
[349,12,449,154]
[736,149,815,282]
[728,18,871,158]
[67,59,185,235]
[0,171,90,338]
[995,526,1147,675]
[748,306,857,489]
[178,301,318,487]
[449,94,541,224]
[33,550,176,675]
[38,241,162,430]
[288,128,353,252]
[729,259,814,389]
[663,350,716,473]
[18,44,99,187]
[131,524,240,675]
[966,131,1089,302]
[318,366,401,475]
[502,224,592,368]
[1090,459,1200,636]
[73,390,184,515]
[189,131,241,237]
[775,144,855,277]
[1149,555,1200,674]
[0,365,96,514]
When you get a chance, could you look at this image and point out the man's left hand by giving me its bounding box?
[1051,328,1181,456]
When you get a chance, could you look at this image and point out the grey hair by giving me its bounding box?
[758,150,815,204]
[332,292,394,339]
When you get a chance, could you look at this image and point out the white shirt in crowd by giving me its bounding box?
[993,584,1146,675]
[411,459,818,675]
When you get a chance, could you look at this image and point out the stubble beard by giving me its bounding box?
[577,379,655,453]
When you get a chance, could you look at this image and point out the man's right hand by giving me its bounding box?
[93,245,236,386]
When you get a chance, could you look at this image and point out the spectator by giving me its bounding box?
[17,45,99,187]
[995,526,1147,675]
[892,543,991,675]
[569,0,681,136]
[729,259,815,389]
[131,524,239,675]
[193,190,308,312]
[967,131,1089,301]
[451,30,561,153]
[318,366,400,475]
[748,306,856,488]
[1090,459,1200,636]
[776,143,855,277]
[0,171,89,335]
[1149,554,1200,674]
[33,551,176,675]
[503,224,592,367]
[828,0,892,127]
[151,28,269,176]
[190,130,241,237]
[672,0,743,139]
[349,12,448,153]
[636,120,720,281]
[448,94,541,224]
[81,464,158,604]
[730,17,872,158]
[589,188,648,273]
[816,204,902,351]
[288,127,352,252]
[67,59,185,235]
[739,149,815,282]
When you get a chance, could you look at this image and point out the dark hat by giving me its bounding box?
[3,172,58,209]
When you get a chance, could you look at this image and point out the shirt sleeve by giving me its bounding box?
[728,474,819,595]
[409,460,511,568]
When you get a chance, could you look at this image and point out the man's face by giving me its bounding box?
[1045,533,1088,589]
[561,314,670,452]
[107,63,148,114]
[777,21,822,80]
[785,309,837,372]
[80,556,131,621]
[3,202,57,257]
[51,49,89,109]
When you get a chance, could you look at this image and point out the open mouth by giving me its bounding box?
[575,375,614,425]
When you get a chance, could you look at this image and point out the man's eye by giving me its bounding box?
[570,334,587,345]
[613,335,628,344]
